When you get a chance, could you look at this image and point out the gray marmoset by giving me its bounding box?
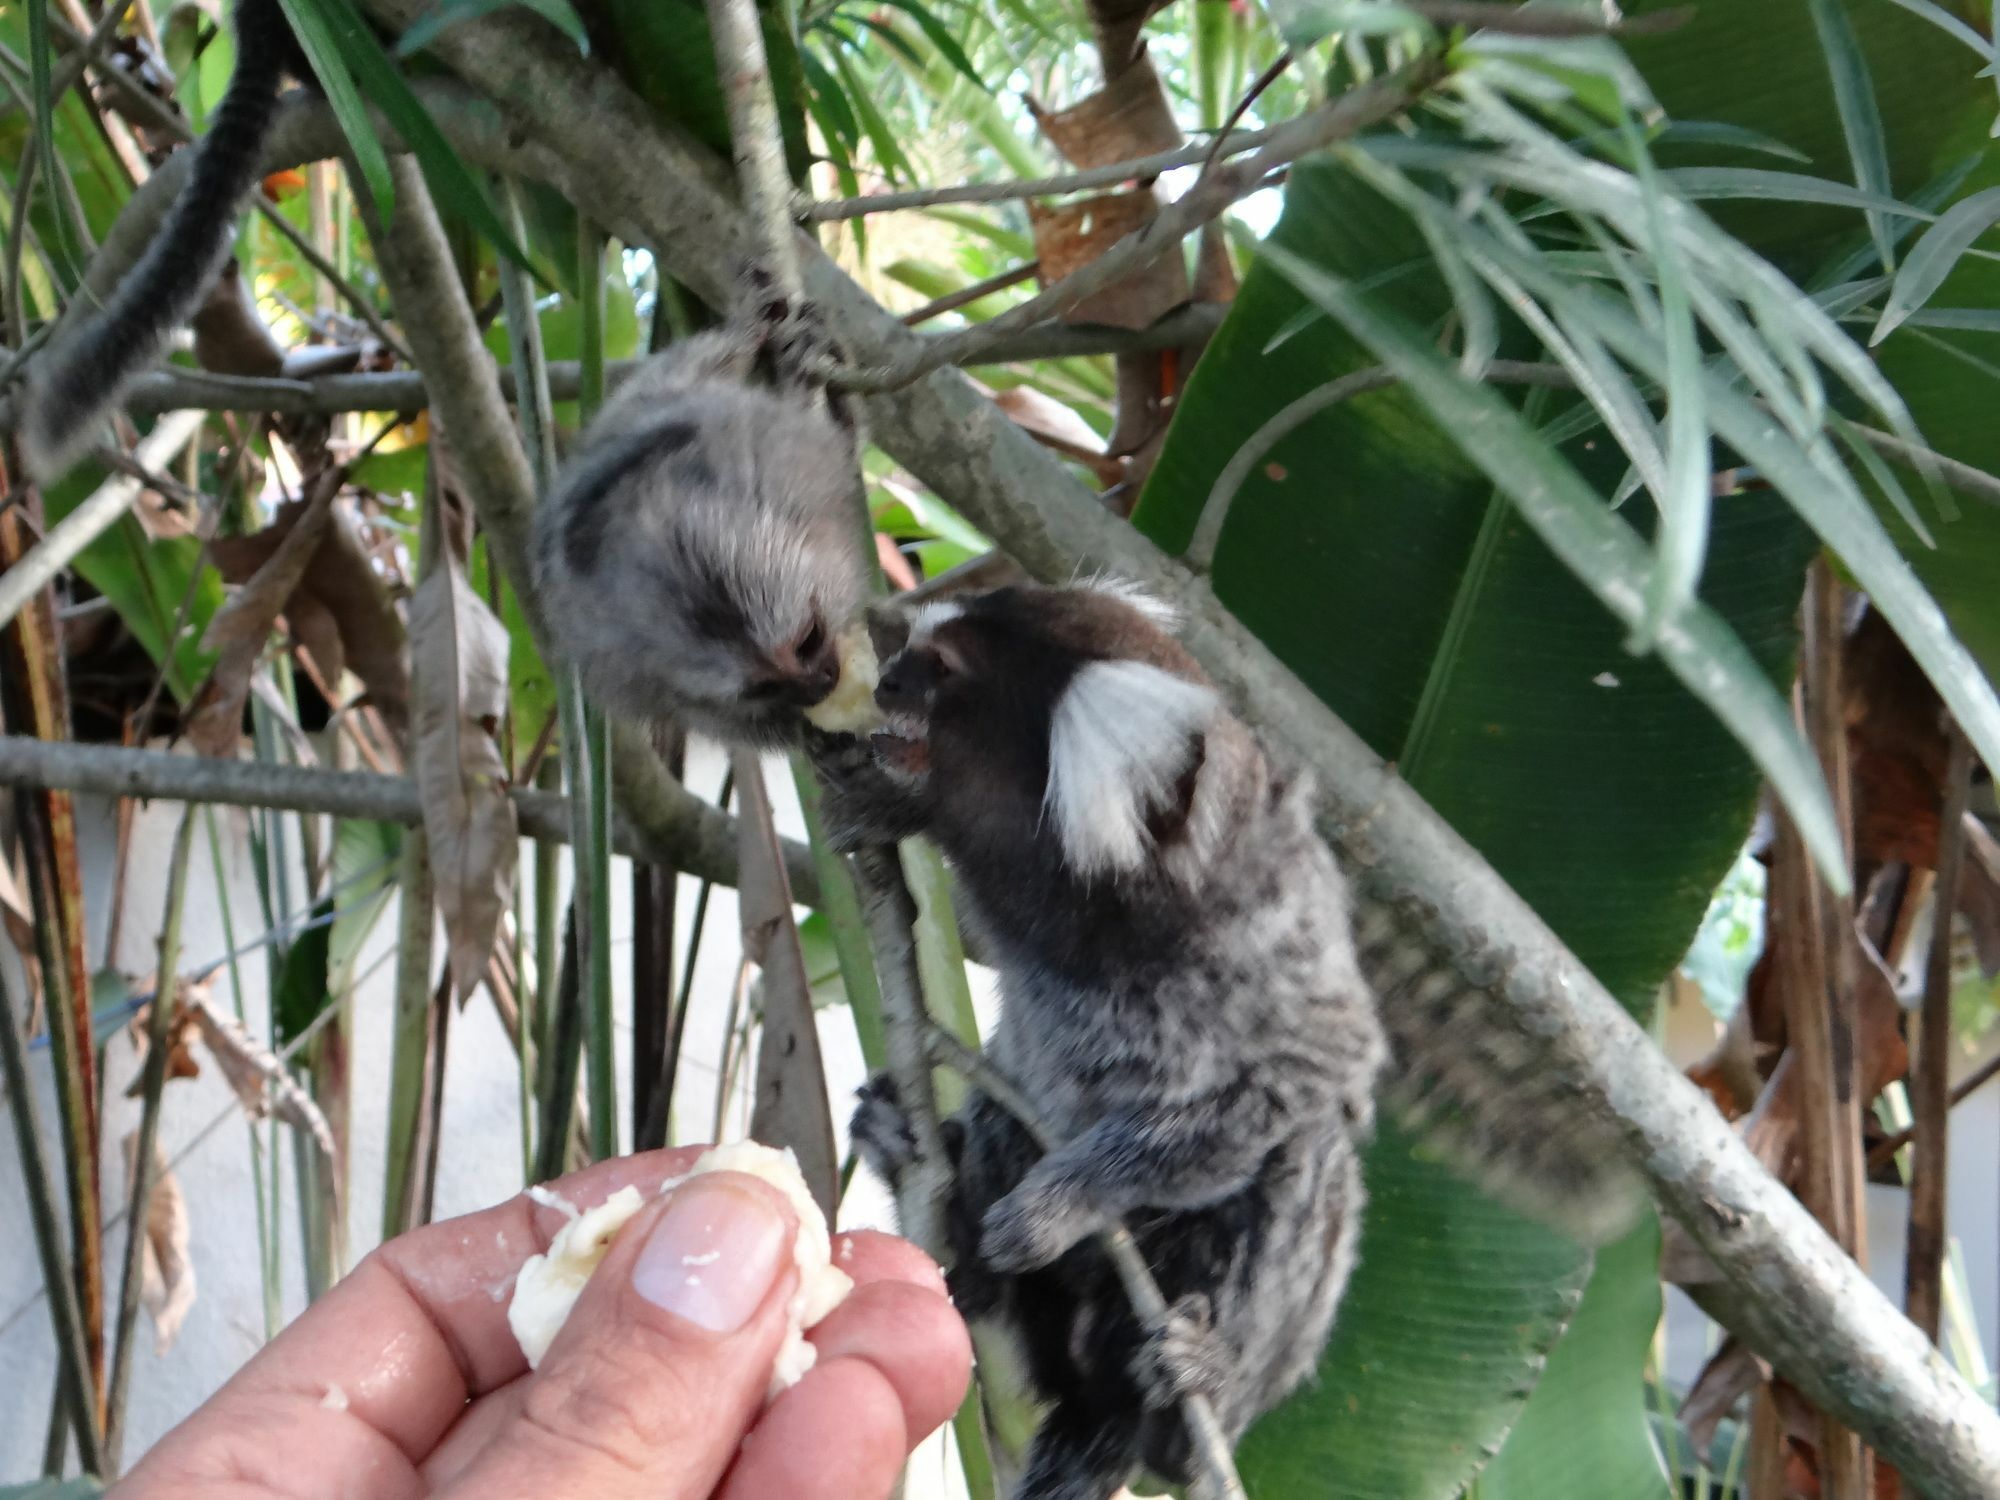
[832,579,1389,1500]
[530,285,870,747]
[19,0,325,483]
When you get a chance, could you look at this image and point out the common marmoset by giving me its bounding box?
[530,288,872,747]
[20,0,314,483]
[832,579,1388,1500]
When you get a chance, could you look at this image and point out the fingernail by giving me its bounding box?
[631,1178,790,1332]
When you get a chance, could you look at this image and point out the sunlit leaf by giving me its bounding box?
[1872,184,2000,341]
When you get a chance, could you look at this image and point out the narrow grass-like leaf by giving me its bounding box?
[1808,0,1898,270]
[1661,167,1935,220]
[1407,188,1498,376]
[1260,242,1848,891]
[1622,110,1709,643]
[800,47,861,150]
[1651,120,1813,164]
[1810,150,1982,291]
[1881,0,1994,58]
[852,14,929,70]
[276,0,392,214]
[1829,413,1935,547]
[1455,224,2000,795]
[395,0,589,57]
[302,0,532,265]
[1872,184,2000,342]
[873,0,986,90]
[828,30,918,182]
[1904,306,2000,331]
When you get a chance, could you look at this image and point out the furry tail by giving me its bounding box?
[1352,900,1647,1246]
[18,0,292,483]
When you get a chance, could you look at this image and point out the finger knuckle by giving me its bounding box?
[519,1338,696,1474]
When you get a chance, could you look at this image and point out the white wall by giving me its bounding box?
[0,737,983,1493]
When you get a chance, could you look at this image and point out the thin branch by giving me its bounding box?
[830,60,1447,392]
[0,305,1230,425]
[103,806,197,1471]
[1871,1050,2000,1169]
[0,734,822,903]
[901,261,1041,326]
[250,197,415,364]
[924,1027,1247,1500]
[798,126,1284,222]
[0,408,204,631]
[1188,359,1575,570]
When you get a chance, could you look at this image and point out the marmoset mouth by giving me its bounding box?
[871,712,931,775]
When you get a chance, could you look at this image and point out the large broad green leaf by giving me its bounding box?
[1475,1220,1669,1498]
[1134,155,1816,1496]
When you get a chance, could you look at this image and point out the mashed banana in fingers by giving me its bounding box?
[802,622,882,733]
[508,1142,854,1398]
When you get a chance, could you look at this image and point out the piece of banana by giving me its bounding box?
[802,622,882,734]
[507,1142,854,1398]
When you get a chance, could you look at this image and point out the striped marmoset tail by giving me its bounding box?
[20,0,307,483]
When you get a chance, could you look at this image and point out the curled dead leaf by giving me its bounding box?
[187,997,337,1164]
[409,549,518,1004]
[121,1132,195,1354]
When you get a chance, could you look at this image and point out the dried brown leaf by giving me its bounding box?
[1681,1337,1769,1463]
[1027,191,1190,330]
[121,1132,195,1354]
[191,259,287,379]
[1029,48,1181,167]
[187,486,339,756]
[187,997,337,1163]
[734,749,839,1224]
[408,551,517,1004]
[206,496,410,739]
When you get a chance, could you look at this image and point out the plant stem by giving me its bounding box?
[0,958,105,1475]
[103,806,197,1471]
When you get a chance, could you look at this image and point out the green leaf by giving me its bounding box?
[1261,239,1846,890]
[1135,159,1819,1495]
[299,0,533,266]
[276,0,393,215]
[272,895,334,1049]
[329,819,403,991]
[395,0,590,58]
[873,0,987,91]
[1807,0,1899,270]
[1475,1220,1670,1499]
[1880,0,1994,59]
[0,1481,104,1499]
[1873,184,2000,341]
[1660,166,1936,219]
[801,46,862,151]
[827,28,919,182]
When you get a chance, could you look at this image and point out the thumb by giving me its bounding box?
[443,1172,800,1500]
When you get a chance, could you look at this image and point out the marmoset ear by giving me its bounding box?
[1043,661,1217,880]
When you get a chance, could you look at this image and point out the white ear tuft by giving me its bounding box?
[1074,575,1181,631]
[906,599,965,646]
[1045,661,1217,879]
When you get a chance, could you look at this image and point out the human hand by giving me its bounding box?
[111,1147,972,1499]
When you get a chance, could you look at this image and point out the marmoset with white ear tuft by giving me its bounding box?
[531,282,873,747]
[831,579,1389,1500]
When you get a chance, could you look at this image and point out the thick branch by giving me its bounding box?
[0,734,819,900]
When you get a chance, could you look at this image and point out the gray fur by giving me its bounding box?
[530,312,868,747]
[831,582,1386,1497]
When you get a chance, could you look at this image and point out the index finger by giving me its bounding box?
[126,1149,704,1497]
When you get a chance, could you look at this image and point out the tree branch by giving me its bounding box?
[0,305,1229,429]
[923,1026,1247,1500]
[0,734,820,900]
[828,60,1446,392]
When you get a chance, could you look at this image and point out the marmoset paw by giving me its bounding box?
[850,1074,919,1186]
[979,1182,1095,1272]
[1132,1293,1228,1405]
